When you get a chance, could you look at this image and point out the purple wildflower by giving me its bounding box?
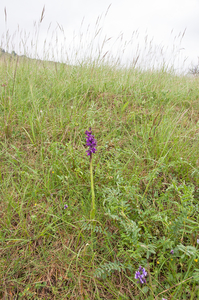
[64,204,68,209]
[85,128,97,157]
[197,239,199,244]
[135,266,147,285]
[170,250,174,255]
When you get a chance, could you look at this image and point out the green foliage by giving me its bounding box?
[94,261,126,279]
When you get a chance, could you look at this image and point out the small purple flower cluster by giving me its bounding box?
[135,266,147,284]
[85,128,97,157]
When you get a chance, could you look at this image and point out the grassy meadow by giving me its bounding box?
[0,38,199,299]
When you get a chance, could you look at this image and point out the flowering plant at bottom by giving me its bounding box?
[135,266,147,284]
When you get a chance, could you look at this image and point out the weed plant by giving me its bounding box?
[1,14,199,300]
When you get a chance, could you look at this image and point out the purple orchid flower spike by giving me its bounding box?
[85,128,97,157]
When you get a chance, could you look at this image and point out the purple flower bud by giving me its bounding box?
[85,128,97,157]
[64,204,68,209]
[170,250,174,255]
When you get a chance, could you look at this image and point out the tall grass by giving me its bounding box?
[1,10,199,300]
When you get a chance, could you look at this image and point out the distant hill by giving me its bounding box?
[0,48,72,70]
[0,48,29,59]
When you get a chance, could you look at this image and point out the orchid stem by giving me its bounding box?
[90,155,96,220]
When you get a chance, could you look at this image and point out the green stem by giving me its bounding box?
[90,155,95,220]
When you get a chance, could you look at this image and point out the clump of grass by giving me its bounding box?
[1,10,199,300]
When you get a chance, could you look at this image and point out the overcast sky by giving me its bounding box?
[0,0,198,73]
